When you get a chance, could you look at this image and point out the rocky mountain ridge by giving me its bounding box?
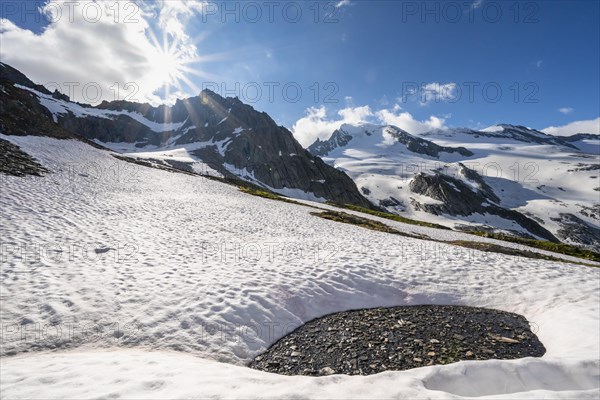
[0,63,371,207]
[308,123,474,158]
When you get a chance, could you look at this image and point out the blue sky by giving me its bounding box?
[1,0,598,145]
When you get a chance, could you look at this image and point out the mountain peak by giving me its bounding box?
[199,88,223,99]
[308,123,472,158]
[0,63,373,208]
[198,88,243,104]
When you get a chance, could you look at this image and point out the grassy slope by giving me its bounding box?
[326,202,451,230]
[464,231,600,263]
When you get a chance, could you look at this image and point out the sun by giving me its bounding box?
[146,32,194,102]
[145,29,212,104]
[154,47,183,83]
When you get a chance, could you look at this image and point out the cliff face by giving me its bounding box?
[0,63,372,208]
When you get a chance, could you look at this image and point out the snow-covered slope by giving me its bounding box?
[1,134,599,399]
[15,84,186,132]
[562,133,600,154]
[308,123,600,250]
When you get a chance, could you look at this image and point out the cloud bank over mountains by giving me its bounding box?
[291,104,448,147]
[542,117,600,137]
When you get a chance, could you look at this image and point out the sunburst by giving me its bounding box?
[145,28,222,104]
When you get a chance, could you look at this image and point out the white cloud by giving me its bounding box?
[292,103,447,147]
[471,0,483,9]
[339,106,372,123]
[335,0,351,8]
[377,94,390,106]
[154,0,207,42]
[542,118,600,136]
[536,60,543,68]
[376,105,447,133]
[420,82,458,105]
[0,0,205,105]
[292,105,373,147]
[558,107,574,115]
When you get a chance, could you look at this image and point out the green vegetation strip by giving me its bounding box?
[325,202,599,264]
[311,210,598,267]
[465,231,600,263]
[310,210,429,240]
[238,187,305,206]
[326,202,451,230]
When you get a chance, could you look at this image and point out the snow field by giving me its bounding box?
[0,135,598,399]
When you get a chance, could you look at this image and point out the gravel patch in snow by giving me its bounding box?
[249,305,545,376]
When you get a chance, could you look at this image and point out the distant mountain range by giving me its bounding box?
[1,62,598,250]
[307,123,599,250]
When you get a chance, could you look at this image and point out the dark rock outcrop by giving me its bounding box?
[552,214,600,251]
[176,91,372,206]
[458,163,500,203]
[409,171,558,242]
[0,139,48,177]
[388,127,473,158]
[563,133,600,143]
[0,76,94,144]
[58,114,167,145]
